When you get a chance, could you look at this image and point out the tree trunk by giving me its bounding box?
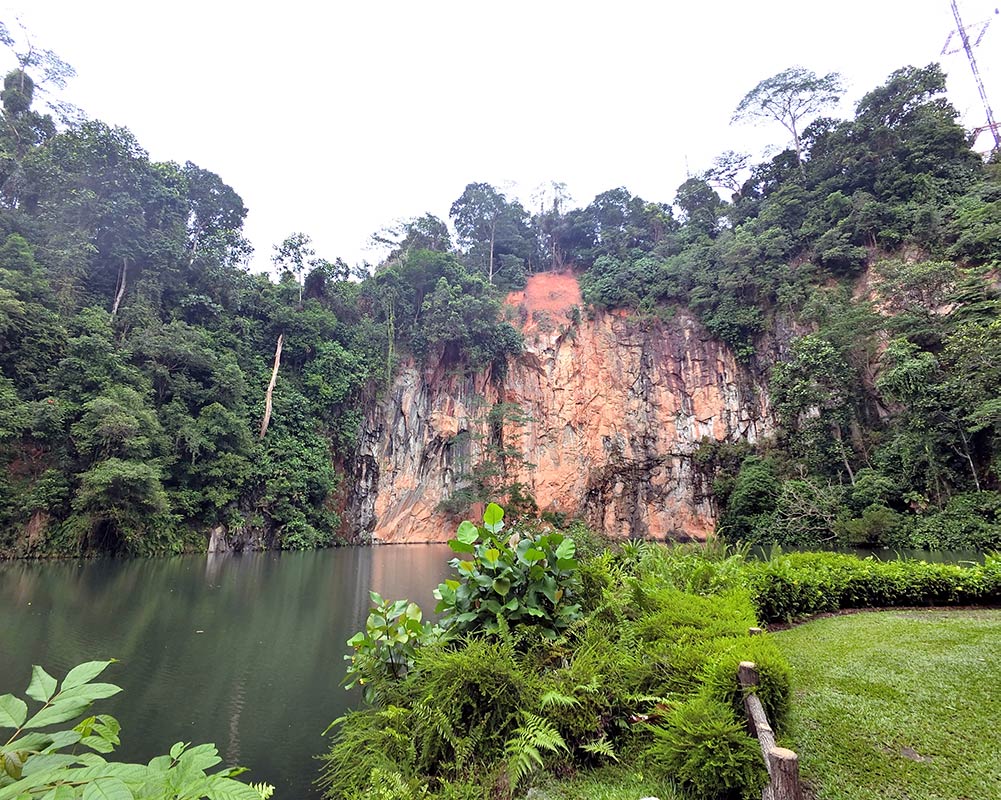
[259,334,284,439]
[488,219,496,284]
[110,258,129,317]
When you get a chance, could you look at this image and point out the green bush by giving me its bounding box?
[744,551,1001,622]
[640,695,764,799]
[433,504,582,638]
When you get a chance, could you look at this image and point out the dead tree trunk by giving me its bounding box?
[259,333,284,439]
[111,258,129,317]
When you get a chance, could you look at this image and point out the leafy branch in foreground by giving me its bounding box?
[0,659,273,799]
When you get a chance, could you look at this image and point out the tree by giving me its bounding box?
[732,67,844,169]
[450,182,533,289]
[272,232,315,305]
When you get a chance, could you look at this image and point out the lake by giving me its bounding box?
[0,545,453,798]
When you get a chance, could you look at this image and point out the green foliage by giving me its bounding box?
[743,551,1001,623]
[325,534,795,800]
[641,695,764,799]
[344,592,438,703]
[0,660,270,799]
[433,504,582,638]
[503,712,567,791]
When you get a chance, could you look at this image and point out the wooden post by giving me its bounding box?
[738,662,803,800]
[767,747,802,800]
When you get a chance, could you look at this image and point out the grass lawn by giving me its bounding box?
[535,765,683,800]
[772,609,1001,800]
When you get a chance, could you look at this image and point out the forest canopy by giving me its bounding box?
[1,43,1000,555]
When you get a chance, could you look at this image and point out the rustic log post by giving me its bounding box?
[767,747,802,800]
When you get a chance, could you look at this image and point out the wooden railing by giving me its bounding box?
[738,646,803,800]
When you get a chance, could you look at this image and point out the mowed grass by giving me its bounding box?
[772,609,1001,800]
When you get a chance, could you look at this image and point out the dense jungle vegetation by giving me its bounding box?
[1,34,1000,555]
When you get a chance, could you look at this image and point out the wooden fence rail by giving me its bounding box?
[738,654,803,800]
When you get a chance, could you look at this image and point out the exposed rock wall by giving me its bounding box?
[345,273,775,543]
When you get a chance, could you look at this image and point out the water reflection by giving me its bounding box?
[0,545,452,799]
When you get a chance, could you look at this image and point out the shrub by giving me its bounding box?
[640,695,765,799]
[433,503,582,638]
[744,550,1001,622]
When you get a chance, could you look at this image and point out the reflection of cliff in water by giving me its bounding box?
[0,546,451,798]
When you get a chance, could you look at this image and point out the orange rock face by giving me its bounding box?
[346,273,774,543]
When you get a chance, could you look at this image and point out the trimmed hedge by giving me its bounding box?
[743,551,1001,623]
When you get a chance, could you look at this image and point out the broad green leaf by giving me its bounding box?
[57,684,122,704]
[556,558,579,571]
[8,732,53,751]
[61,661,115,693]
[457,560,476,574]
[203,775,264,800]
[169,742,187,760]
[26,667,58,704]
[455,520,479,545]
[405,603,422,622]
[444,579,460,590]
[555,538,576,560]
[492,577,511,596]
[0,765,68,799]
[40,785,76,800]
[482,548,500,566]
[540,576,559,604]
[81,777,134,800]
[43,730,83,751]
[0,695,27,729]
[483,503,504,529]
[368,590,384,606]
[447,539,474,554]
[80,734,115,753]
[456,611,478,623]
[177,742,222,773]
[22,752,78,776]
[24,696,93,728]
[524,548,546,563]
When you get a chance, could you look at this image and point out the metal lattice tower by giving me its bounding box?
[943,0,1001,151]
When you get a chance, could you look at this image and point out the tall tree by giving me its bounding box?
[732,66,844,169]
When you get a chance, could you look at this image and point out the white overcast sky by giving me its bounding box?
[2,0,1000,273]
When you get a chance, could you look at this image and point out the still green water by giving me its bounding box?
[0,545,452,798]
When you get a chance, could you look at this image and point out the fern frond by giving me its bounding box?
[539,690,581,709]
[580,736,618,761]
[504,712,567,791]
[412,699,459,748]
[250,782,275,799]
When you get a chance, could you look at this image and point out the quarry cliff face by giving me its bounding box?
[345,273,775,543]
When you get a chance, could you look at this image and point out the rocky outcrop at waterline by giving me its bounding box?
[345,272,776,543]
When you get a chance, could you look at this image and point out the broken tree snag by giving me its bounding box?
[111,257,129,317]
[259,333,283,439]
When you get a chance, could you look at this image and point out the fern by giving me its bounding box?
[503,712,568,791]
[250,782,275,799]
[539,689,581,709]
[580,736,618,762]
